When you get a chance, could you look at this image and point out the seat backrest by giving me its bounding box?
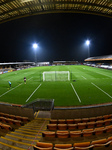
[91,138,107,145]
[58,119,66,124]
[66,119,74,124]
[36,142,53,148]
[55,144,72,148]
[73,142,90,147]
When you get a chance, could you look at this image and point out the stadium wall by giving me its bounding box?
[0,104,34,120]
[51,104,112,119]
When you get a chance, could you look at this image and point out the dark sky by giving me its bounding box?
[0,13,112,62]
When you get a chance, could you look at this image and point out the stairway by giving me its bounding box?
[0,112,50,150]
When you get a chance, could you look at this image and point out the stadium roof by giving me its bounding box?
[84,54,112,61]
[0,0,112,24]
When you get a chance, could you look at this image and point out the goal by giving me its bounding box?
[43,71,70,81]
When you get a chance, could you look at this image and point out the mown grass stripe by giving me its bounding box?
[0,141,26,150]
[1,136,30,146]
[6,134,39,142]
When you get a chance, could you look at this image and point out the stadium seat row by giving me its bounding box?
[47,119,112,130]
[0,112,29,123]
[0,117,23,126]
[33,138,112,150]
[43,125,112,138]
[50,114,112,124]
[0,122,12,131]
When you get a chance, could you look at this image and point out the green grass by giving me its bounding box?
[0,65,112,107]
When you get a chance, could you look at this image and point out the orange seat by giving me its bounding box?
[1,123,12,131]
[66,119,74,124]
[82,129,94,137]
[47,124,57,130]
[94,127,105,135]
[42,131,55,138]
[58,124,67,130]
[108,114,112,119]
[74,119,81,124]
[54,144,73,149]
[50,119,58,124]
[105,125,112,133]
[56,131,69,138]
[96,116,103,121]
[33,145,53,150]
[104,119,111,126]
[67,124,77,130]
[91,138,107,147]
[96,120,104,127]
[103,114,109,120]
[70,131,82,137]
[107,136,112,145]
[21,117,29,122]
[87,121,96,128]
[81,118,89,123]
[33,142,53,150]
[9,115,16,119]
[89,117,96,122]
[0,117,7,123]
[77,123,87,130]
[58,119,66,124]
[73,142,90,148]
[15,116,22,121]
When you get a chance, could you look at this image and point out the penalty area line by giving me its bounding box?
[82,76,87,80]
[70,83,81,103]
[0,83,23,98]
[91,82,112,99]
[26,83,42,102]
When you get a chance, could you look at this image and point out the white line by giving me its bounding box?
[0,83,23,98]
[28,77,33,81]
[26,84,42,102]
[91,82,112,99]
[82,76,87,80]
[95,71,112,78]
[70,83,81,103]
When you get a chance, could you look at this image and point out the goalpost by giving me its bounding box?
[43,71,70,81]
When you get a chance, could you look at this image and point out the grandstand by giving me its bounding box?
[0,0,112,150]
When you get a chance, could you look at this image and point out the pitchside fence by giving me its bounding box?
[22,99,54,112]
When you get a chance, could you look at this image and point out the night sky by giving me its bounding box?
[0,13,112,62]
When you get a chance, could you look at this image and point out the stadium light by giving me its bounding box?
[32,43,38,63]
[86,40,90,58]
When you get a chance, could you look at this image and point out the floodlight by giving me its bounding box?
[86,40,90,46]
[33,43,38,49]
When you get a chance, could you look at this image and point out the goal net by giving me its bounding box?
[43,71,70,81]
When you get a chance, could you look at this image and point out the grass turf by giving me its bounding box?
[0,65,112,106]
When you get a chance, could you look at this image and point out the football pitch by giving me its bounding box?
[0,65,112,107]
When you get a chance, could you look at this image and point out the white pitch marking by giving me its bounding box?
[26,83,42,102]
[82,76,87,80]
[0,83,23,98]
[28,77,33,81]
[95,71,112,78]
[70,83,81,103]
[91,82,112,99]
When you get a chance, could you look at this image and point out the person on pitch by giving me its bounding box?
[8,81,11,88]
[24,77,26,84]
